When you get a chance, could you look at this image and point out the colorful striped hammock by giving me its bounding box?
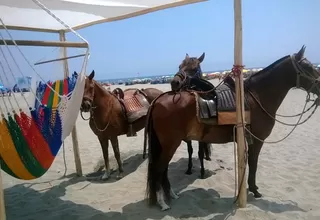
[0,72,78,180]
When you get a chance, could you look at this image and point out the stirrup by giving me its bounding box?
[126,124,137,137]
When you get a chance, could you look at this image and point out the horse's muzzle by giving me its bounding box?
[170,80,181,92]
[81,100,92,112]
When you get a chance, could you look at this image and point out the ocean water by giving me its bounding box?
[97,71,217,84]
[98,74,174,84]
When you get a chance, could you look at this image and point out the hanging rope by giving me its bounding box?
[0,31,42,108]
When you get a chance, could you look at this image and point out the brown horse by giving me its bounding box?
[145,46,320,210]
[80,70,163,180]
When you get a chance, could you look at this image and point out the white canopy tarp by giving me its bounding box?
[0,0,206,32]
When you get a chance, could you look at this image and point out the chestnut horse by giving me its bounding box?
[145,46,320,210]
[80,70,163,180]
[112,87,212,178]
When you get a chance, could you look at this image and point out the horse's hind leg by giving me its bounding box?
[204,143,212,161]
[110,136,124,179]
[248,140,263,198]
[162,167,179,200]
[98,136,111,180]
[157,142,181,211]
[185,140,193,175]
[198,142,205,179]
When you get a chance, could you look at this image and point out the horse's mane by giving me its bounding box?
[92,79,117,97]
[244,55,290,87]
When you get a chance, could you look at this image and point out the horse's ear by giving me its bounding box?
[198,52,205,63]
[88,70,95,80]
[74,71,77,75]
[295,45,306,61]
[185,53,190,59]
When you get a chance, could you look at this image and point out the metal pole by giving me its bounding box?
[59,30,83,176]
[234,0,247,208]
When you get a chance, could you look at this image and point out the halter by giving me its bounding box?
[80,82,110,132]
[291,55,320,95]
[173,66,203,90]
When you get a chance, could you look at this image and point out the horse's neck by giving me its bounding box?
[247,60,296,115]
[93,83,115,112]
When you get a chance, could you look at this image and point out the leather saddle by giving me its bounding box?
[112,88,150,124]
[193,76,251,124]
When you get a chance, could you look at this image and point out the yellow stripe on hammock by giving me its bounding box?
[52,80,60,108]
[0,119,35,180]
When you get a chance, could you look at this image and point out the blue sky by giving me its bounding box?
[1,0,320,83]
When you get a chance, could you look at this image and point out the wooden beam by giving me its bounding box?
[34,53,87,66]
[59,31,83,176]
[234,0,247,208]
[0,39,88,48]
[0,164,6,220]
[0,25,60,33]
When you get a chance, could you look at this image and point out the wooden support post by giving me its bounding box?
[59,30,83,176]
[0,164,6,220]
[234,0,247,208]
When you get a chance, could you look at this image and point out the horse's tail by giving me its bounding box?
[145,106,162,205]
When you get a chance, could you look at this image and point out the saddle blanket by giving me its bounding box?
[123,91,150,123]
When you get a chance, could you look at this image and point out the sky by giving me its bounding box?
[1,0,320,83]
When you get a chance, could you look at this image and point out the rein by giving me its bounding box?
[244,55,320,144]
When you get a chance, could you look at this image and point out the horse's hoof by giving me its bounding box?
[185,170,192,175]
[254,191,262,198]
[101,172,110,181]
[200,174,205,179]
[170,189,179,200]
[116,173,124,180]
[249,187,262,198]
[205,157,211,161]
[161,204,171,211]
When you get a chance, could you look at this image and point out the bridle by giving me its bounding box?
[173,66,203,90]
[290,55,320,95]
[80,93,96,121]
[80,81,110,132]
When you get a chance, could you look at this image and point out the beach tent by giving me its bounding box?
[1,0,207,32]
[0,1,247,219]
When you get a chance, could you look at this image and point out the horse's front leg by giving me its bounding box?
[110,136,124,179]
[185,140,193,175]
[98,136,111,180]
[198,142,205,179]
[248,140,263,198]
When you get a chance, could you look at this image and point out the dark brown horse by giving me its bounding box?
[80,70,163,180]
[145,46,320,210]
[172,52,213,178]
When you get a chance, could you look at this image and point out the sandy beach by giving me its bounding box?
[2,79,320,220]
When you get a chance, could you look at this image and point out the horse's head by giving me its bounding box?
[292,46,320,96]
[81,70,96,112]
[171,52,205,92]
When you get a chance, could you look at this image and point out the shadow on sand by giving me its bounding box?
[4,184,306,220]
[4,155,306,220]
[85,153,146,183]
